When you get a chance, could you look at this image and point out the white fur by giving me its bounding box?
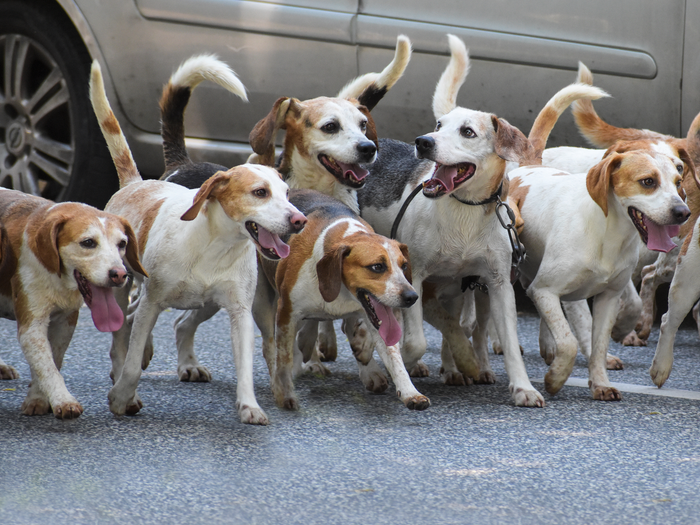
[170,54,247,101]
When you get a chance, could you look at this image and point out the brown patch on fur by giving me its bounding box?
[610,154,660,200]
[527,106,558,161]
[586,153,625,216]
[101,114,121,136]
[135,198,166,255]
[113,150,140,187]
[507,177,529,234]
[679,231,693,258]
[0,225,16,297]
[120,219,147,278]
[249,96,293,166]
[12,277,30,331]
[492,116,535,164]
[67,310,79,327]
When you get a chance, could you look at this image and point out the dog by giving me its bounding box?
[0,188,145,418]
[355,35,607,407]
[254,189,429,411]
[507,123,692,400]
[164,38,412,381]
[90,61,306,424]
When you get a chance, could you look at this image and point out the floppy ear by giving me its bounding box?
[316,245,350,303]
[249,97,294,166]
[398,243,412,284]
[181,170,231,221]
[586,153,623,217]
[492,116,535,163]
[120,219,148,278]
[356,105,379,149]
[29,214,65,276]
[676,145,700,192]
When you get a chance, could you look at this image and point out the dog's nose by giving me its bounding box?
[415,136,435,157]
[356,141,377,162]
[290,211,307,232]
[401,289,419,307]
[109,268,128,286]
[672,204,691,223]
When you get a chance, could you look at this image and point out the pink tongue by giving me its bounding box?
[87,283,124,332]
[643,215,678,253]
[257,226,291,258]
[431,165,458,193]
[337,161,368,182]
[370,296,402,347]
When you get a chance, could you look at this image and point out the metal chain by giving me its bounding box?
[495,196,526,283]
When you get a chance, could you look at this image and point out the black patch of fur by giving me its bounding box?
[358,138,432,211]
[289,189,357,221]
[164,161,227,190]
[357,85,388,112]
[161,86,192,172]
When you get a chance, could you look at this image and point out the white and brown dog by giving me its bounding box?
[0,188,145,418]
[90,61,306,424]
[356,35,607,407]
[255,189,428,411]
[508,128,692,400]
[164,38,412,376]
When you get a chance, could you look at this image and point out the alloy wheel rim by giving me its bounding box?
[0,34,75,200]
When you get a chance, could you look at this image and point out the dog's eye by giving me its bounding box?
[80,239,96,249]
[360,120,367,132]
[368,263,386,273]
[435,121,442,132]
[640,178,655,188]
[401,263,409,272]
[677,164,684,174]
[118,240,127,250]
[321,121,339,134]
[253,188,268,198]
[461,127,476,138]
[676,179,682,188]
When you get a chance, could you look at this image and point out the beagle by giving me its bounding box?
[164,38,412,381]
[0,188,145,418]
[90,61,306,424]
[508,124,692,400]
[256,189,428,411]
[356,35,607,407]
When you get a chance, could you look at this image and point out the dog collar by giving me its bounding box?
[449,182,503,206]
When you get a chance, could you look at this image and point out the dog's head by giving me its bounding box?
[27,202,146,332]
[181,164,307,260]
[316,231,416,347]
[587,150,691,252]
[249,96,378,190]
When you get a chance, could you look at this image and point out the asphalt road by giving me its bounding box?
[1,307,699,525]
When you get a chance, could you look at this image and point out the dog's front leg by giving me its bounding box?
[588,289,623,401]
[109,298,160,416]
[273,304,300,410]
[373,336,430,410]
[400,278,429,376]
[109,282,132,383]
[174,304,217,382]
[489,283,544,407]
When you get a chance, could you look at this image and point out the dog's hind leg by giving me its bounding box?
[562,299,624,370]
[317,320,338,362]
[174,304,217,382]
[297,320,331,377]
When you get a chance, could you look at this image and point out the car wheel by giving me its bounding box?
[0,0,117,208]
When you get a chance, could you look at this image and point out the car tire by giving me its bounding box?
[0,0,117,208]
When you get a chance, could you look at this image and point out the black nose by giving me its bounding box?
[672,204,691,223]
[401,289,419,307]
[356,141,376,162]
[415,136,435,157]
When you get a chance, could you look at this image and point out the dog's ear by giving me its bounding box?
[587,153,623,217]
[356,105,379,149]
[316,245,350,302]
[249,97,296,166]
[492,116,535,163]
[29,213,65,276]
[120,218,148,278]
[398,243,412,284]
[675,144,700,193]
[181,170,231,221]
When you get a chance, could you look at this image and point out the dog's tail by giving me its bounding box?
[526,82,610,164]
[160,54,248,173]
[90,61,141,188]
[336,35,412,111]
[432,34,469,120]
[572,62,669,147]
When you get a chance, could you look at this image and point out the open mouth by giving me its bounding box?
[357,289,402,347]
[422,162,476,198]
[245,221,291,260]
[318,154,369,189]
[74,269,124,332]
[628,207,680,253]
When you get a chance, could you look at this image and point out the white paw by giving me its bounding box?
[238,404,269,425]
[606,354,624,370]
[650,357,673,387]
[178,365,212,382]
[440,367,468,386]
[409,361,430,378]
[510,385,545,407]
[302,361,331,377]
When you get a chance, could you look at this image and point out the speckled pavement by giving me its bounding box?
[1,307,698,524]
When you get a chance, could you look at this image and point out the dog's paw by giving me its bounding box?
[439,367,468,386]
[302,361,331,377]
[402,394,430,411]
[409,361,430,378]
[491,341,503,355]
[317,334,337,363]
[650,358,672,388]
[540,346,555,366]
[125,393,143,416]
[591,384,621,401]
[178,365,212,382]
[238,404,269,425]
[279,396,299,411]
[21,395,51,416]
[52,400,84,420]
[606,354,624,370]
[360,369,388,394]
[636,323,652,342]
[474,370,496,384]
[543,370,567,395]
[511,386,545,407]
[621,331,647,347]
[0,364,19,380]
